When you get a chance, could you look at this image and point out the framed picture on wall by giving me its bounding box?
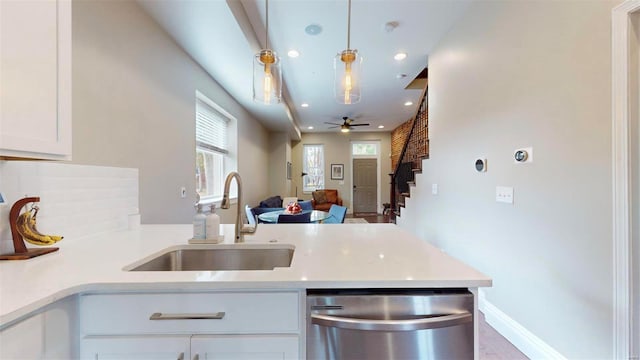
[331,164,344,180]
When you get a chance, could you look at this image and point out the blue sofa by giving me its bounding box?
[250,195,285,223]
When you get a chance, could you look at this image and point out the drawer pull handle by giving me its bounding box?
[149,312,226,320]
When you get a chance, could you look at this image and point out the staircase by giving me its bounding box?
[389,83,429,222]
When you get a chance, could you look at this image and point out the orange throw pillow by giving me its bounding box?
[313,190,327,204]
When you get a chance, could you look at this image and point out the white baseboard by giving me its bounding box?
[478,290,566,360]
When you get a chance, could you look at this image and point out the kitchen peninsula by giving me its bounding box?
[0,223,491,359]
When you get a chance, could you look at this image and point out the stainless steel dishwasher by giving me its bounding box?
[306,289,474,359]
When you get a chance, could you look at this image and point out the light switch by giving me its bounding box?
[432,183,438,195]
[180,187,187,198]
[496,186,513,204]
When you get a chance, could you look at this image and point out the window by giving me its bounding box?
[195,93,232,201]
[303,144,324,192]
[352,142,379,156]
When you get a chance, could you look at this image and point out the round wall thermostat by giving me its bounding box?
[514,150,528,162]
[475,158,487,172]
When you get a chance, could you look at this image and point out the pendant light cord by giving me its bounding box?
[346,0,351,50]
[265,0,269,49]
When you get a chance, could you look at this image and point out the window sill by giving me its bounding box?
[199,196,237,209]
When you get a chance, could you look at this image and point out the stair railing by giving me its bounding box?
[390,84,429,218]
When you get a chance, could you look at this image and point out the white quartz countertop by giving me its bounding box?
[0,224,491,326]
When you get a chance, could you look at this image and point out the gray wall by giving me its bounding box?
[71,0,270,224]
[292,132,391,212]
[397,1,615,357]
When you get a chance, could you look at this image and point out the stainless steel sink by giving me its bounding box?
[124,244,294,271]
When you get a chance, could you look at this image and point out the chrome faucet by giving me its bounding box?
[220,172,257,243]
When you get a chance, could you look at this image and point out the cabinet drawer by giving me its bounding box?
[80,291,300,335]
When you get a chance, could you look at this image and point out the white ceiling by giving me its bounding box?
[137,0,471,139]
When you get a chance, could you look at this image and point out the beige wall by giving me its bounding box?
[292,132,391,212]
[71,0,270,224]
[268,132,292,198]
[398,1,616,357]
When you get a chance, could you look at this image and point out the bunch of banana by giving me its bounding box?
[15,207,63,246]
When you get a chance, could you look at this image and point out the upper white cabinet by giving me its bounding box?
[0,0,72,160]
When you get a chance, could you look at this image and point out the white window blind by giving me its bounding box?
[196,93,233,201]
[196,98,228,154]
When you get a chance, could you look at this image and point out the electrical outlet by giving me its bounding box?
[496,186,513,204]
[180,187,187,198]
[432,184,438,195]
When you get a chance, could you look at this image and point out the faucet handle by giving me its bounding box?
[241,222,258,235]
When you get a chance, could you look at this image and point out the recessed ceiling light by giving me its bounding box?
[307,126,314,130]
[287,50,300,58]
[404,101,413,106]
[305,24,322,36]
[301,103,309,108]
[378,125,385,129]
[394,52,407,61]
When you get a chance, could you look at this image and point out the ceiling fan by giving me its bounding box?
[325,116,370,132]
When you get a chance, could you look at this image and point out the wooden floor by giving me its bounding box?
[349,213,392,223]
[350,213,529,359]
[478,312,528,359]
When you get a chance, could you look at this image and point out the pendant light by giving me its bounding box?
[334,0,361,105]
[253,0,282,104]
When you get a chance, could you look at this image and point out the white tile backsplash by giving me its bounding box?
[0,161,138,254]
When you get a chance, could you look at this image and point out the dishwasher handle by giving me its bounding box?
[310,312,471,332]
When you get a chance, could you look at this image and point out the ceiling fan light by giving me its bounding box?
[341,126,350,133]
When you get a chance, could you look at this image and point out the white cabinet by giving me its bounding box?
[191,335,299,360]
[79,291,302,360]
[81,336,190,360]
[0,312,45,359]
[0,0,72,160]
[0,296,78,359]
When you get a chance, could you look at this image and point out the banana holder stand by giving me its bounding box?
[0,197,59,260]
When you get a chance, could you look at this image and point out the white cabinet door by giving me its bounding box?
[0,313,45,359]
[191,335,299,360]
[81,336,190,360]
[0,296,78,359]
[0,0,72,160]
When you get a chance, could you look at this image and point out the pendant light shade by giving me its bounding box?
[253,49,281,104]
[253,0,281,104]
[334,49,361,104]
[335,0,361,104]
